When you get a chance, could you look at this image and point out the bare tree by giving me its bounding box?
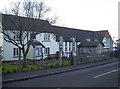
[1,0,58,64]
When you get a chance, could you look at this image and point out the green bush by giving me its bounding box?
[14,69,18,73]
[30,67,33,70]
[2,59,73,74]
[53,62,60,68]
[7,70,10,74]
[63,60,71,66]
[47,64,54,68]
[2,67,4,71]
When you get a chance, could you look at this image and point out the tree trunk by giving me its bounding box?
[23,54,27,66]
[22,48,27,67]
[18,48,21,72]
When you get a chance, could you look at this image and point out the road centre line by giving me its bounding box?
[94,68,119,78]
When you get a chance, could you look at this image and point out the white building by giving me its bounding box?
[96,30,113,52]
[1,14,113,61]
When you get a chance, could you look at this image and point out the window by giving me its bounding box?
[88,48,92,53]
[44,33,50,41]
[13,48,19,57]
[59,43,63,51]
[83,48,87,53]
[86,38,91,42]
[52,34,56,40]
[65,42,67,52]
[13,32,20,41]
[94,39,98,41]
[45,48,50,55]
[72,42,76,51]
[35,46,42,56]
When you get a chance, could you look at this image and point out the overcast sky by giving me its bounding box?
[0,0,119,42]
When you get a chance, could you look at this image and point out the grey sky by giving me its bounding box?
[0,0,119,40]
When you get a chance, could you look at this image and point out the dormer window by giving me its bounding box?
[86,38,91,42]
[13,33,19,41]
[52,34,56,40]
[44,33,50,41]
[94,39,98,41]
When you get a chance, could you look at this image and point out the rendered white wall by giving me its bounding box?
[3,40,20,61]
[2,30,30,61]
[102,37,113,52]
[36,33,59,55]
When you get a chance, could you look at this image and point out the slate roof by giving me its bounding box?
[1,14,102,42]
[78,41,104,47]
[1,14,53,33]
[51,26,98,42]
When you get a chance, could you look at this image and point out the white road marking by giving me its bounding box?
[94,69,119,78]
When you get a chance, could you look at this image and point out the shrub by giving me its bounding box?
[13,69,18,73]
[47,64,53,68]
[63,60,71,66]
[7,70,10,74]
[30,67,33,70]
[2,68,4,71]
[53,62,60,68]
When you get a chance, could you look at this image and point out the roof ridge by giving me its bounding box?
[52,25,94,32]
[2,13,49,23]
[96,30,108,32]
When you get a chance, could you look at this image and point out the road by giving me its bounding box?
[3,61,119,87]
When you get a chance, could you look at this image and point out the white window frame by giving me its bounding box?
[13,48,19,57]
[65,42,67,52]
[44,33,50,41]
[13,32,20,41]
[35,46,42,56]
[44,48,50,55]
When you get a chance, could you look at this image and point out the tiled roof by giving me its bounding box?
[95,30,110,41]
[29,40,45,47]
